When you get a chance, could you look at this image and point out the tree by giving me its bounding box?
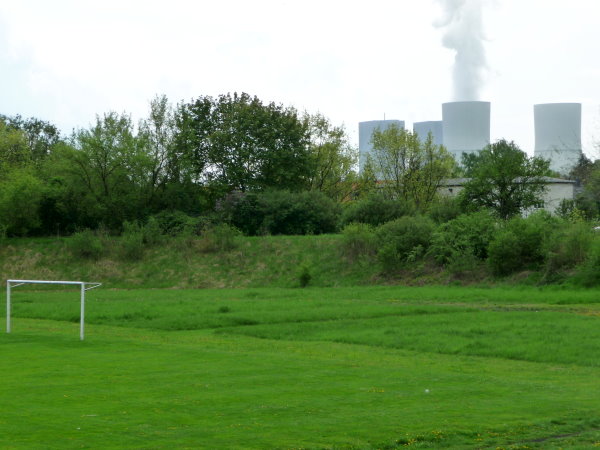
[0,114,61,161]
[305,113,357,201]
[176,92,311,194]
[369,125,455,209]
[460,139,550,219]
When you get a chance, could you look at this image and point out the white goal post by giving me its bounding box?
[6,280,101,341]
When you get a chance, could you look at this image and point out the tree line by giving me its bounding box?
[0,93,358,236]
[1,91,596,238]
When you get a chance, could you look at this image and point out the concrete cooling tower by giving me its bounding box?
[442,101,491,162]
[534,103,582,174]
[413,121,443,146]
[358,120,404,173]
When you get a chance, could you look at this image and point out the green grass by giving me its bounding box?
[2,285,600,448]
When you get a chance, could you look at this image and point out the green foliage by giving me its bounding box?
[177,92,311,192]
[297,263,312,287]
[574,238,600,286]
[340,223,376,261]
[305,113,357,201]
[68,229,106,260]
[118,221,146,261]
[341,193,414,227]
[487,212,558,275]
[374,215,435,272]
[544,221,594,279]
[197,223,241,253]
[427,195,463,224]
[0,168,45,236]
[229,190,340,236]
[151,210,200,236]
[460,139,550,219]
[429,211,497,266]
[370,125,455,209]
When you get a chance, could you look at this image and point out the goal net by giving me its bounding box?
[6,279,101,340]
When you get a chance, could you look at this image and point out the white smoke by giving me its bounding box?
[435,0,489,101]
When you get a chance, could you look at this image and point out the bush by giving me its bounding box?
[574,238,600,286]
[118,221,145,261]
[429,211,496,266]
[427,196,463,224]
[68,229,105,260]
[487,211,558,276]
[544,221,594,278]
[197,223,242,253]
[297,263,312,288]
[230,190,340,236]
[341,193,414,227]
[150,210,201,236]
[340,223,376,261]
[375,215,435,272]
[141,216,164,246]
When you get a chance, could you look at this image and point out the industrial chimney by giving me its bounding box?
[534,103,582,174]
[442,101,491,162]
[413,121,443,146]
[358,120,405,173]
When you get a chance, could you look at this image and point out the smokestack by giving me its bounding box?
[442,101,490,161]
[413,121,443,146]
[435,0,489,101]
[534,103,582,174]
[358,120,404,173]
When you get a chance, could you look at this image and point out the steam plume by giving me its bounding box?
[435,0,488,101]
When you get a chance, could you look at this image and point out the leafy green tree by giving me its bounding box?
[0,168,45,236]
[369,125,455,209]
[0,119,31,173]
[305,113,357,201]
[176,92,311,193]
[0,114,61,161]
[58,112,149,228]
[460,139,550,219]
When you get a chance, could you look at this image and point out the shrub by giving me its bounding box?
[428,211,496,266]
[230,190,340,236]
[118,221,145,261]
[427,196,463,224]
[297,263,312,288]
[487,211,558,276]
[141,216,164,246]
[198,223,242,253]
[68,229,105,260]
[340,223,376,261]
[150,210,201,236]
[341,193,414,227]
[375,215,435,272]
[574,238,600,286]
[544,220,594,278]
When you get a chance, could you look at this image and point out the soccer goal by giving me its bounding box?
[6,280,102,341]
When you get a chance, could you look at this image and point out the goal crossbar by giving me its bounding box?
[6,279,102,340]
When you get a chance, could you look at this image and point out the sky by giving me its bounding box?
[1,0,600,157]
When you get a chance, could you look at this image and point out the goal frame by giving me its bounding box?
[6,279,101,341]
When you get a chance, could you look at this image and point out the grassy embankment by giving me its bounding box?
[2,285,600,448]
[0,234,378,289]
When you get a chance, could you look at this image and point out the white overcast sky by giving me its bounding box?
[1,0,600,156]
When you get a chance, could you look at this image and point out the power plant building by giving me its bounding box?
[442,101,491,162]
[534,103,582,174]
[358,100,582,176]
[358,120,404,173]
[413,121,443,146]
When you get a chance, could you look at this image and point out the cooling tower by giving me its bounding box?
[442,101,491,162]
[358,120,404,173]
[413,121,443,146]
[534,103,582,174]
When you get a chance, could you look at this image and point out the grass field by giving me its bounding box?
[2,285,600,448]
